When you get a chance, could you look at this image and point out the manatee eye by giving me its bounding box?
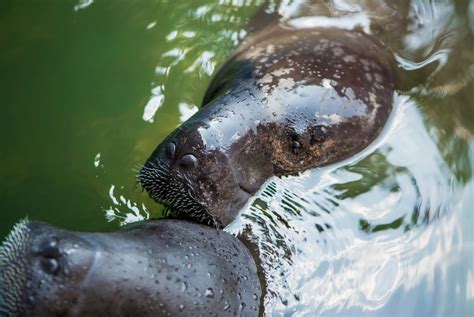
[178,154,198,169]
[290,140,301,154]
[165,142,176,159]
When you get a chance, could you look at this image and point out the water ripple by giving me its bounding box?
[227,97,463,315]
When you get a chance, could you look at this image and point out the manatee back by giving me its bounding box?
[202,26,395,174]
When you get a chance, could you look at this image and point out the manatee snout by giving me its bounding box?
[139,27,395,228]
[139,122,253,228]
[0,220,95,317]
[0,219,261,316]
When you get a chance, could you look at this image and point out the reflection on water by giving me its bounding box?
[104,184,150,225]
[140,1,260,124]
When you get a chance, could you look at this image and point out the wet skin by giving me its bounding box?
[0,220,261,317]
[140,26,395,228]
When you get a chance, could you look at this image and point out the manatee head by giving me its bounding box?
[138,115,264,228]
[1,219,262,316]
[0,220,95,316]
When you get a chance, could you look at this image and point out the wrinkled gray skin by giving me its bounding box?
[0,219,261,317]
[139,25,395,228]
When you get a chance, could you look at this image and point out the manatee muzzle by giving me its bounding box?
[0,219,31,317]
[138,159,221,227]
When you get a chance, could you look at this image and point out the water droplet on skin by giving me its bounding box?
[205,288,214,298]
[223,301,230,311]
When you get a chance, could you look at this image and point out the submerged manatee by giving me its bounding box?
[139,26,395,227]
[0,219,261,316]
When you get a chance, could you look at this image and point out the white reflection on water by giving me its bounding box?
[74,0,94,12]
[105,184,150,225]
[142,86,165,123]
[178,102,199,123]
[287,13,371,33]
[227,97,467,315]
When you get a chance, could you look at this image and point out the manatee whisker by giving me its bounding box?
[0,218,30,317]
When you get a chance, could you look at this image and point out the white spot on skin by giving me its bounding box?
[260,74,273,84]
[329,114,344,124]
[374,73,383,83]
[343,55,356,63]
[344,87,356,99]
[332,47,344,57]
[266,45,275,54]
[271,68,293,77]
[315,113,345,125]
[278,78,295,91]
[321,78,332,89]
[369,93,380,109]
[245,46,265,59]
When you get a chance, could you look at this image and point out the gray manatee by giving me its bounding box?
[139,25,395,228]
[0,219,261,316]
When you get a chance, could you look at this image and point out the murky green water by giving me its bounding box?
[1,0,473,316]
[0,0,262,236]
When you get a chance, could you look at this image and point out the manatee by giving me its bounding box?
[0,219,261,316]
[139,25,395,228]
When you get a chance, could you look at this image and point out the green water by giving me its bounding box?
[0,0,263,238]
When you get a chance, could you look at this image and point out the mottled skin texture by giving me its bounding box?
[0,220,261,317]
[140,26,395,228]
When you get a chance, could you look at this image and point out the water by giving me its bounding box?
[0,0,473,316]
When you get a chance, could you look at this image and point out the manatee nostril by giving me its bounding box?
[38,245,62,275]
[41,246,61,259]
[165,142,176,159]
[40,257,60,275]
[290,140,301,154]
[178,154,198,169]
